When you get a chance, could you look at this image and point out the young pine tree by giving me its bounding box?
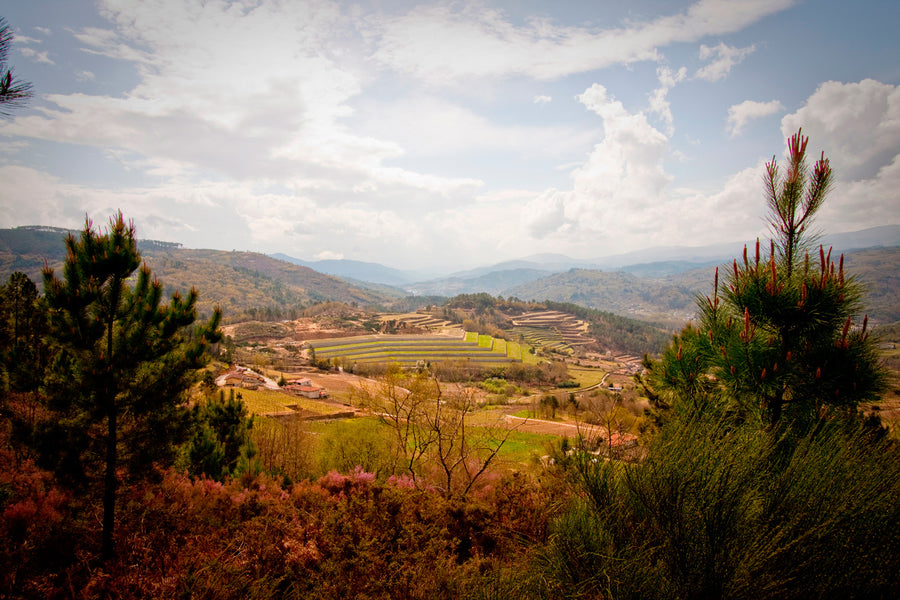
[0,271,47,392]
[42,212,222,559]
[185,389,256,480]
[648,130,885,428]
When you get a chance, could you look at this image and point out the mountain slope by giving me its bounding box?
[271,253,435,285]
[0,227,398,319]
[139,247,401,318]
[505,269,700,325]
[407,268,553,296]
[507,246,900,327]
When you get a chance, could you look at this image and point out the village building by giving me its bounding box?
[284,378,328,399]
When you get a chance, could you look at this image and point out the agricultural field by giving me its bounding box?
[509,310,593,355]
[305,333,524,367]
[230,387,348,418]
[379,310,458,332]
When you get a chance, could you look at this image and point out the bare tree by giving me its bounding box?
[358,366,519,498]
[428,384,518,498]
[357,366,438,484]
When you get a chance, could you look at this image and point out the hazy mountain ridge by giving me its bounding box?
[271,253,429,286]
[504,269,701,326]
[406,268,554,297]
[2,224,897,325]
[282,225,900,299]
[506,247,900,326]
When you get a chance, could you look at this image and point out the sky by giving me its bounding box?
[1,0,898,271]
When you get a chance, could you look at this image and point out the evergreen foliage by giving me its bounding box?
[540,413,900,599]
[0,17,32,117]
[645,130,886,428]
[0,272,48,392]
[185,389,256,480]
[534,131,900,599]
[40,212,221,558]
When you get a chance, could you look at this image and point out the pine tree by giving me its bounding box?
[42,212,222,559]
[648,130,885,428]
[0,272,47,391]
[186,388,255,480]
[0,17,32,117]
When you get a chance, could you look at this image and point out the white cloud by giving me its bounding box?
[533,95,552,104]
[2,0,482,199]
[695,42,755,81]
[314,250,345,261]
[520,82,803,255]
[825,156,900,233]
[779,79,900,234]
[371,0,791,83]
[726,99,784,137]
[354,94,596,164]
[523,84,672,246]
[20,47,55,65]
[648,66,687,135]
[781,79,900,180]
[76,70,96,82]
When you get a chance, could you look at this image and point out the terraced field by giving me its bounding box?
[379,311,457,332]
[510,310,593,354]
[306,333,522,367]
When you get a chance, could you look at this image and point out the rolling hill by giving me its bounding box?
[3,224,897,327]
[0,226,401,320]
[506,246,900,327]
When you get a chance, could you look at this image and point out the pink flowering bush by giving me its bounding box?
[0,447,553,599]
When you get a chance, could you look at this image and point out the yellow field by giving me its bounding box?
[230,387,344,417]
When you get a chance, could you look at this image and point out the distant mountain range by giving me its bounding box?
[2,224,898,326]
[272,225,900,326]
[274,224,900,288]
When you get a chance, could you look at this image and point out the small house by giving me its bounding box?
[284,383,327,399]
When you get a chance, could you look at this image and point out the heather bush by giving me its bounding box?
[0,443,75,596]
[0,454,550,599]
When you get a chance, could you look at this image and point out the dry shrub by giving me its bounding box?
[1,460,552,600]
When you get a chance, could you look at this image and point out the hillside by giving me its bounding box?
[844,246,900,325]
[0,226,400,320]
[139,247,402,318]
[505,268,699,325]
[4,225,897,327]
[505,246,900,327]
[0,226,73,282]
[408,267,553,296]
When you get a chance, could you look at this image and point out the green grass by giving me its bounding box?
[308,333,523,365]
[494,430,558,465]
[566,365,608,388]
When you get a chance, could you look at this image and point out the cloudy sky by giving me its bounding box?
[1,0,898,270]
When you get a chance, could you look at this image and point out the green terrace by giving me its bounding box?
[511,326,574,354]
[305,333,523,365]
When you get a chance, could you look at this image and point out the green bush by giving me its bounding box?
[316,418,396,479]
[539,413,900,599]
